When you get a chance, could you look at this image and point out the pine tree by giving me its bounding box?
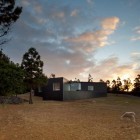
[0,0,22,45]
[21,47,45,104]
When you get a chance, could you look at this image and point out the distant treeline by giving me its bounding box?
[105,76,140,97]
[74,74,140,97]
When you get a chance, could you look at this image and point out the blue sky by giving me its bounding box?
[2,0,140,81]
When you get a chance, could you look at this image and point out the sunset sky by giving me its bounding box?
[2,0,140,82]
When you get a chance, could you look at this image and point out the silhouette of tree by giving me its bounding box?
[21,48,44,104]
[0,48,9,62]
[106,80,111,92]
[0,0,22,46]
[77,79,80,82]
[116,77,122,92]
[88,74,93,82]
[111,79,117,93]
[133,74,140,92]
[100,79,104,82]
[123,78,132,92]
[50,73,55,78]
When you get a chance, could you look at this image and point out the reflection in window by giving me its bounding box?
[53,83,60,91]
[88,86,94,91]
[38,86,42,92]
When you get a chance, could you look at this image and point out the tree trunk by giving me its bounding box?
[29,88,33,104]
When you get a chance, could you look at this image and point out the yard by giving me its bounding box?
[0,93,140,140]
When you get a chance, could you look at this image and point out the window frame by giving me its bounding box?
[53,83,60,91]
[88,86,94,91]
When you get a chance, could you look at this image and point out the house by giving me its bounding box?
[35,77,107,101]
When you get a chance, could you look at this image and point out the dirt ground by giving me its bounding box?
[0,94,140,140]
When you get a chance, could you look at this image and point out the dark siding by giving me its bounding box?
[43,78,64,101]
[93,82,107,97]
[63,91,93,100]
[81,82,94,91]
[63,82,107,100]
[37,77,107,101]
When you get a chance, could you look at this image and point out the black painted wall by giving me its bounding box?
[63,91,94,100]
[36,77,107,101]
[42,77,64,100]
[63,82,107,100]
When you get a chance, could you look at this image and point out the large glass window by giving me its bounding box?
[70,83,81,91]
[88,86,94,91]
[53,83,60,91]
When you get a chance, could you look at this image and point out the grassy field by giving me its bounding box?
[0,93,140,140]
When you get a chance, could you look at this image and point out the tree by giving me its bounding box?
[133,74,140,92]
[74,78,80,82]
[21,47,46,104]
[116,77,122,92]
[111,79,117,92]
[77,79,80,82]
[100,79,104,82]
[0,50,24,96]
[106,80,111,92]
[0,48,10,62]
[50,73,55,78]
[88,74,93,82]
[123,78,132,92]
[0,0,22,45]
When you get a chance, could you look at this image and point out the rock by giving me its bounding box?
[0,96,28,104]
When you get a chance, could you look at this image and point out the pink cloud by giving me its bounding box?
[101,17,120,31]
[65,16,120,47]
[78,56,137,82]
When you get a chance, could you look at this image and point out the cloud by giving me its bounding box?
[79,55,138,82]
[52,11,65,19]
[131,37,140,41]
[10,5,120,81]
[101,17,120,31]
[129,52,140,80]
[87,0,94,4]
[70,9,78,17]
[65,17,120,48]
[5,1,139,82]
[131,26,140,41]
[21,1,30,7]
[134,26,140,34]
[34,5,43,14]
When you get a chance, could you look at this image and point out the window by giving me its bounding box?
[88,86,94,91]
[70,83,81,91]
[53,83,60,91]
[38,86,42,92]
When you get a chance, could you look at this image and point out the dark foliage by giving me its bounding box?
[106,75,140,97]
[0,48,10,62]
[21,47,47,104]
[0,50,25,96]
[0,0,22,45]
[133,75,140,92]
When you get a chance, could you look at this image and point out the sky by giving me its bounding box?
[1,0,140,82]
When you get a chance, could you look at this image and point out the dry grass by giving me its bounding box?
[0,93,140,140]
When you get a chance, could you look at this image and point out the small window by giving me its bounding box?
[88,86,94,91]
[38,86,42,92]
[53,83,60,91]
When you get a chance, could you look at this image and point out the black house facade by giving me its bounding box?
[36,77,107,101]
